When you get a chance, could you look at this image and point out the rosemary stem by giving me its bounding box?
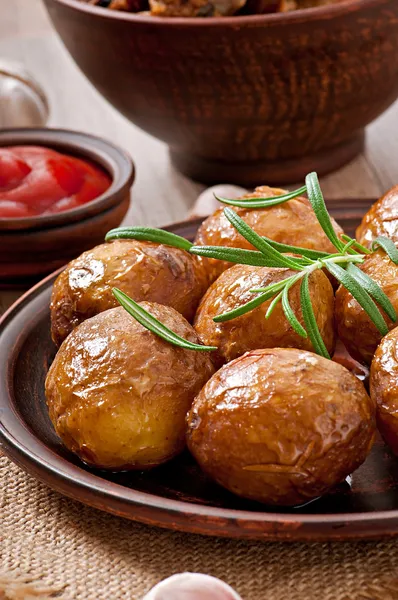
[250,254,365,294]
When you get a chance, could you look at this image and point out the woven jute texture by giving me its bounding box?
[2,454,398,600]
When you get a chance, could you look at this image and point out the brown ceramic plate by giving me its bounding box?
[2,200,398,541]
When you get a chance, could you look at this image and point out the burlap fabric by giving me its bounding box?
[2,454,398,600]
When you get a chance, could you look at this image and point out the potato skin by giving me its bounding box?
[356,185,398,248]
[50,239,208,346]
[194,186,344,283]
[335,250,398,365]
[187,348,375,506]
[370,328,398,455]
[45,303,215,470]
[194,264,335,366]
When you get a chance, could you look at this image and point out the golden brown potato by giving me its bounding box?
[194,263,335,366]
[370,327,398,456]
[356,185,398,249]
[335,249,398,365]
[51,239,208,346]
[187,348,376,506]
[45,303,215,470]
[194,186,344,283]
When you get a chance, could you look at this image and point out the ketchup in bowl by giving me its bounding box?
[0,146,111,218]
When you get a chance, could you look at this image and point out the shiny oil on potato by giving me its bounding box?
[187,348,376,506]
[194,186,344,283]
[335,249,398,365]
[194,263,335,366]
[50,239,208,346]
[45,303,215,470]
[370,327,398,456]
[356,185,398,249]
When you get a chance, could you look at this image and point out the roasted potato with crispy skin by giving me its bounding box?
[335,249,398,365]
[50,239,208,346]
[370,327,398,456]
[194,263,335,366]
[45,303,215,470]
[356,185,398,249]
[194,186,344,283]
[187,348,376,506]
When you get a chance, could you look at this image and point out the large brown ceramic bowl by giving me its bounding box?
[0,128,134,287]
[44,0,398,186]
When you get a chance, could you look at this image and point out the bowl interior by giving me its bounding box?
[50,0,378,25]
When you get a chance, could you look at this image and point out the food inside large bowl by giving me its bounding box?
[45,303,215,469]
[0,145,111,218]
[50,238,208,346]
[85,0,343,16]
[187,348,375,506]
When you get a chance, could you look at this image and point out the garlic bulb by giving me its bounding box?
[143,573,242,600]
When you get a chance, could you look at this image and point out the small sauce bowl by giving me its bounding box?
[0,128,134,287]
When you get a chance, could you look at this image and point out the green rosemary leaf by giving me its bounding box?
[305,173,344,252]
[341,238,357,254]
[106,227,193,251]
[341,234,371,255]
[213,291,274,323]
[346,263,397,322]
[372,236,398,265]
[213,276,294,323]
[250,274,298,296]
[300,274,330,358]
[214,185,307,209]
[261,237,329,261]
[113,288,217,352]
[265,290,283,319]
[282,283,307,338]
[189,246,299,268]
[223,208,303,271]
[325,262,389,335]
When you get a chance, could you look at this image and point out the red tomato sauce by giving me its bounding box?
[0,146,111,218]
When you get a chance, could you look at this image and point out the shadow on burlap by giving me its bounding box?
[2,455,398,600]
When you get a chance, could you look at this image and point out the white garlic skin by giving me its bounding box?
[143,573,242,600]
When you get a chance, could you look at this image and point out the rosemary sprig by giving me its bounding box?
[261,238,330,261]
[105,226,193,251]
[108,172,398,358]
[341,234,371,255]
[325,262,389,336]
[300,273,330,359]
[113,288,217,352]
[346,263,397,322]
[212,277,293,323]
[372,236,398,264]
[305,172,345,252]
[189,246,308,268]
[214,185,307,209]
[223,208,304,271]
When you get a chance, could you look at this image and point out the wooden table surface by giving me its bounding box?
[1,0,398,313]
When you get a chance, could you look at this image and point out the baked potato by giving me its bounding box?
[370,327,398,455]
[194,263,335,366]
[187,348,376,506]
[356,185,398,249]
[194,186,344,283]
[45,303,215,470]
[335,249,398,365]
[50,239,208,346]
